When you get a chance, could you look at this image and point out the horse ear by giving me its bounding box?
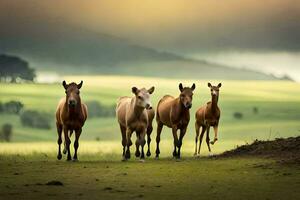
[132,87,139,95]
[77,80,83,89]
[179,83,183,92]
[218,83,222,88]
[191,83,196,91]
[208,82,212,88]
[62,80,68,90]
[148,86,155,94]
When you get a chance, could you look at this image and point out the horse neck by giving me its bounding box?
[211,95,218,113]
[132,97,144,117]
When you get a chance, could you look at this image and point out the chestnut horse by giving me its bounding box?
[155,83,196,159]
[56,81,88,161]
[116,86,155,160]
[194,83,221,156]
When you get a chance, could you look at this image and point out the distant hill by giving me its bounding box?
[0,23,278,80]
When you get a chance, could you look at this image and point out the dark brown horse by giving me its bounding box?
[194,82,221,156]
[155,83,196,159]
[56,80,88,161]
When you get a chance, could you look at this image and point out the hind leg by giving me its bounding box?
[56,122,63,160]
[194,122,200,156]
[73,128,81,161]
[198,125,206,155]
[146,125,153,157]
[63,130,73,154]
[155,122,163,158]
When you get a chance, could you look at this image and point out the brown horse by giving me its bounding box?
[56,80,88,161]
[155,83,196,159]
[194,82,221,156]
[116,86,155,160]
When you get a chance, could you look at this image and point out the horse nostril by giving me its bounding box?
[148,106,152,109]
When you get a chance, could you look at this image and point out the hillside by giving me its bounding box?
[0,23,277,80]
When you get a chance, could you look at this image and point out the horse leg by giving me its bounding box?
[64,127,72,161]
[63,130,72,154]
[206,126,212,155]
[125,128,133,159]
[73,128,82,161]
[155,122,163,158]
[56,122,62,160]
[172,125,178,158]
[146,125,153,157]
[194,122,200,156]
[198,125,206,155]
[139,129,146,160]
[177,127,187,159]
[135,133,141,157]
[120,124,126,159]
[210,125,219,145]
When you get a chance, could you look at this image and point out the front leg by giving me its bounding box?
[63,127,71,161]
[172,125,178,157]
[125,128,133,160]
[73,128,82,161]
[177,126,187,159]
[139,128,146,160]
[210,125,218,145]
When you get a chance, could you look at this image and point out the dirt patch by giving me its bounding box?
[45,181,64,186]
[220,136,300,164]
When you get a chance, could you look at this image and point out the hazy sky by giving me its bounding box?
[0,0,299,79]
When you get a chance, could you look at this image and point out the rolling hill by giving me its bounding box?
[0,23,278,80]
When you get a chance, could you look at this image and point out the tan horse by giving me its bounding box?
[195,83,221,156]
[56,81,88,161]
[155,83,195,159]
[116,86,155,160]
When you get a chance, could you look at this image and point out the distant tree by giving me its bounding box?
[1,123,13,142]
[86,101,115,118]
[0,54,36,83]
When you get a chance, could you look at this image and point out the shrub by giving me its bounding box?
[0,123,13,142]
[253,107,259,114]
[0,101,24,114]
[233,112,243,119]
[86,101,115,118]
[20,110,51,129]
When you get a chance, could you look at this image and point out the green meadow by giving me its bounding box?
[0,75,299,146]
[1,76,300,200]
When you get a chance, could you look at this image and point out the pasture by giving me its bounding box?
[0,76,300,199]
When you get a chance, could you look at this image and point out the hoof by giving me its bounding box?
[125,151,131,159]
[208,152,214,157]
[72,158,78,162]
[146,151,151,157]
[135,151,140,157]
[57,154,62,160]
[139,159,145,163]
[63,149,67,154]
[155,155,159,160]
[172,151,177,157]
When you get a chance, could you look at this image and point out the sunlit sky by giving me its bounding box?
[0,0,299,79]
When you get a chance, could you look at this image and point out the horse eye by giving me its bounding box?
[138,96,142,99]
[65,91,67,94]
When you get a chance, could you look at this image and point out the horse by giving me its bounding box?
[155,83,196,159]
[194,82,221,156]
[56,80,88,161]
[116,86,155,160]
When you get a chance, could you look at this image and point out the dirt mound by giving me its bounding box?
[220,136,300,164]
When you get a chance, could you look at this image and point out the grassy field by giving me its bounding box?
[0,75,300,146]
[0,152,299,200]
[1,76,300,199]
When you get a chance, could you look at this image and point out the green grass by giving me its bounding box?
[0,152,299,200]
